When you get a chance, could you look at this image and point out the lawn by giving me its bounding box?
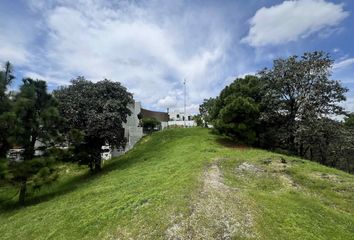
[0,128,353,239]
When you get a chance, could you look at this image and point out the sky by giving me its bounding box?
[0,0,354,113]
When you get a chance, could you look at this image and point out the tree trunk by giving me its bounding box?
[89,161,94,172]
[19,180,27,205]
[95,160,102,172]
[288,100,297,153]
[289,134,296,153]
[24,133,37,160]
[299,143,304,157]
[94,153,102,172]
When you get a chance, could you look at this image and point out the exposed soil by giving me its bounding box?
[166,163,257,240]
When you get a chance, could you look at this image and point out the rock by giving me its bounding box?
[237,162,264,173]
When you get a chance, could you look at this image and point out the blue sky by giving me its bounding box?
[1,0,354,113]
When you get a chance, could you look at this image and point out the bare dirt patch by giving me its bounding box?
[237,162,264,175]
[311,172,344,183]
[278,174,299,190]
[236,161,299,191]
[166,164,257,240]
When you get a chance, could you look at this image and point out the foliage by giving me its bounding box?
[258,51,350,172]
[142,117,161,133]
[199,98,216,127]
[193,114,203,127]
[12,79,63,159]
[204,52,352,172]
[294,117,354,172]
[3,78,62,204]
[344,113,354,128]
[0,158,7,184]
[211,75,264,144]
[0,61,14,113]
[54,77,133,172]
[259,51,347,151]
[0,62,15,158]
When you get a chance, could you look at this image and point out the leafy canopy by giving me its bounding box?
[54,77,133,171]
[3,78,61,204]
[212,75,264,144]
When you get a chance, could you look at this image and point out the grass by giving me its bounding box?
[0,128,353,239]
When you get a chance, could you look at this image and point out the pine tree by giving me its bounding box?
[6,78,62,204]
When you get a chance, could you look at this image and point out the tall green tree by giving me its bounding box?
[211,75,264,144]
[6,78,61,204]
[54,77,133,172]
[259,51,348,152]
[0,61,15,158]
[199,98,216,127]
[193,114,204,127]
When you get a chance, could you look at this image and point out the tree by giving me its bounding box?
[210,75,264,144]
[344,113,354,128]
[199,98,216,127]
[0,61,14,111]
[193,114,203,127]
[214,96,260,143]
[54,77,133,172]
[259,51,347,153]
[6,78,61,204]
[296,118,354,173]
[142,117,161,133]
[0,61,15,158]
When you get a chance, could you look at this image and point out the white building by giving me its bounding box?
[168,112,196,127]
[108,101,143,158]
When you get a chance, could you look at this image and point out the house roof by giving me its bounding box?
[141,108,169,122]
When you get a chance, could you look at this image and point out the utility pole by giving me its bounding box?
[183,78,186,128]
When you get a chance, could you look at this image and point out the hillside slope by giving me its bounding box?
[0,128,353,239]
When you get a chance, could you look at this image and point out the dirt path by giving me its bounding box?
[166,163,257,240]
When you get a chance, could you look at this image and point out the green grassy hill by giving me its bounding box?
[0,128,353,239]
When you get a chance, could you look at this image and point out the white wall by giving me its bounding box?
[167,120,196,127]
[161,121,168,129]
[110,101,143,158]
[169,112,194,121]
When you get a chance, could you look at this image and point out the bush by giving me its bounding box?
[142,117,161,133]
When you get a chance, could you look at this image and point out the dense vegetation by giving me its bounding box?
[53,77,133,172]
[199,51,354,173]
[0,128,353,239]
[0,66,133,204]
[141,117,161,133]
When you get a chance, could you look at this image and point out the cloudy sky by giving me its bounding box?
[1,0,354,113]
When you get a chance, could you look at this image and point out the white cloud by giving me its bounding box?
[341,96,354,113]
[0,20,32,65]
[157,95,178,109]
[169,103,200,114]
[21,0,232,112]
[0,45,29,65]
[242,0,349,47]
[333,58,354,70]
